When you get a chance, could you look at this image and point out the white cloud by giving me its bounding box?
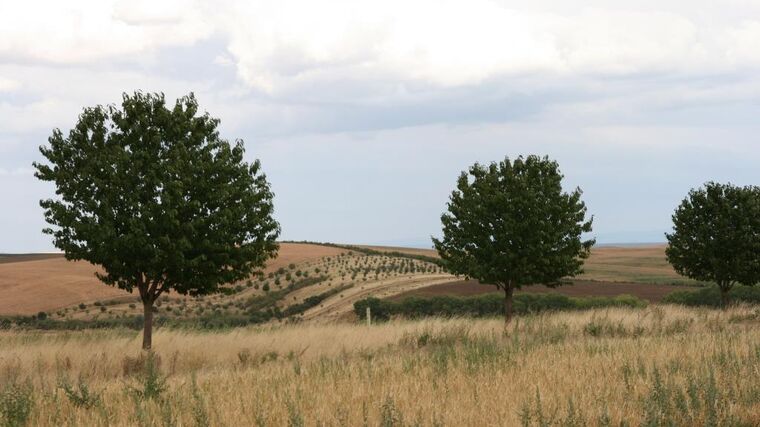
[3,0,760,94]
[0,0,212,63]
[0,77,20,92]
[214,1,760,92]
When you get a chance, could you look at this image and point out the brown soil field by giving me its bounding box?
[390,279,694,303]
[368,243,697,285]
[261,242,348,273]
[0,243,347,315]
[357,245,439,257]
[0,257,122,315]
[0,253,63,264]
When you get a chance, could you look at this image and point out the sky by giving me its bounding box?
[1,0,760,252]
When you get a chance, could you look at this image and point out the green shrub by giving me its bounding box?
[127,353,166,401]
[354,293,647,320]
[0,381,33,427]
[663,285,760,307]
[59,378,101,409]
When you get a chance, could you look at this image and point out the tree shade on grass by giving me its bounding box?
[34,92,280,349]
[665,182,760,307]
[432,155,594,324]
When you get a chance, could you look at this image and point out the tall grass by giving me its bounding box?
[1,305,759,425]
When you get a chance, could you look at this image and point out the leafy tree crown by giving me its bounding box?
[665,182,760,287]
[34,92,280,301]
[432,155,594,289]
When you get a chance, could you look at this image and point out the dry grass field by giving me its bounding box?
[1,305,759,426]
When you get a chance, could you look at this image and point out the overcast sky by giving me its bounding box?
[2,0,760,252]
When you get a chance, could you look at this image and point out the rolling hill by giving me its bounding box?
[0,242,696,321]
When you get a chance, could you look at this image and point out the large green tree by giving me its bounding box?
[34,92,280,349]
[432,155,594,323]
[665,182,760,307]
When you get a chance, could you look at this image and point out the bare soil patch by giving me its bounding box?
[0,243,348,315]
[390,279,695,303]
[0,253,64,264]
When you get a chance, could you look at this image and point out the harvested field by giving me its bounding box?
[0,253,63,264]
[391,279,695,303]
[260,242,347,273]
[357,245,439,257]
[0,257,121,315]
[0,243,348,316]
[578,244,701,285]
[370,243,699,286]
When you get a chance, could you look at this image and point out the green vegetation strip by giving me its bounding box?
[354,293,648,321]
[662,285,760,307]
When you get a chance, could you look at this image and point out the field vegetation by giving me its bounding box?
[1,305,759,426]
[0,245,449,330]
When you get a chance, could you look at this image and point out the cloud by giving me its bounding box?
[0,77,20,92]
[214,1,760,93]
[6,1,760,93]
[0,0,212,64]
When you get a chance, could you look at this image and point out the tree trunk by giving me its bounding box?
[719,285,730,310]
[142,301,154,350]
[503,286,514,325]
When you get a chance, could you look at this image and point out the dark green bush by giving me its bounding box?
[354,293,647,321]
[662,285,760,307]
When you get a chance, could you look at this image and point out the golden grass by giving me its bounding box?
[2,305,760,426]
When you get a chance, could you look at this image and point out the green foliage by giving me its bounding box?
[58,377,101,409]
[34,92,280,348]
[666,182,760,305]
[663,285,760,307]
[129,353,167,401]
[245,276,328,313]
[379,396,404,427]
[0,382,33,427]
[191,377,210,427]
[431,155,594,319]
[354,293,646,320]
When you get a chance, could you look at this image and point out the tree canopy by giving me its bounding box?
[665,182,760,307]
[432,155,594,323]
[34,92,280,348]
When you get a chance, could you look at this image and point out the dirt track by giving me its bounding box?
[303,274,455,321]
[390,279,695,303]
